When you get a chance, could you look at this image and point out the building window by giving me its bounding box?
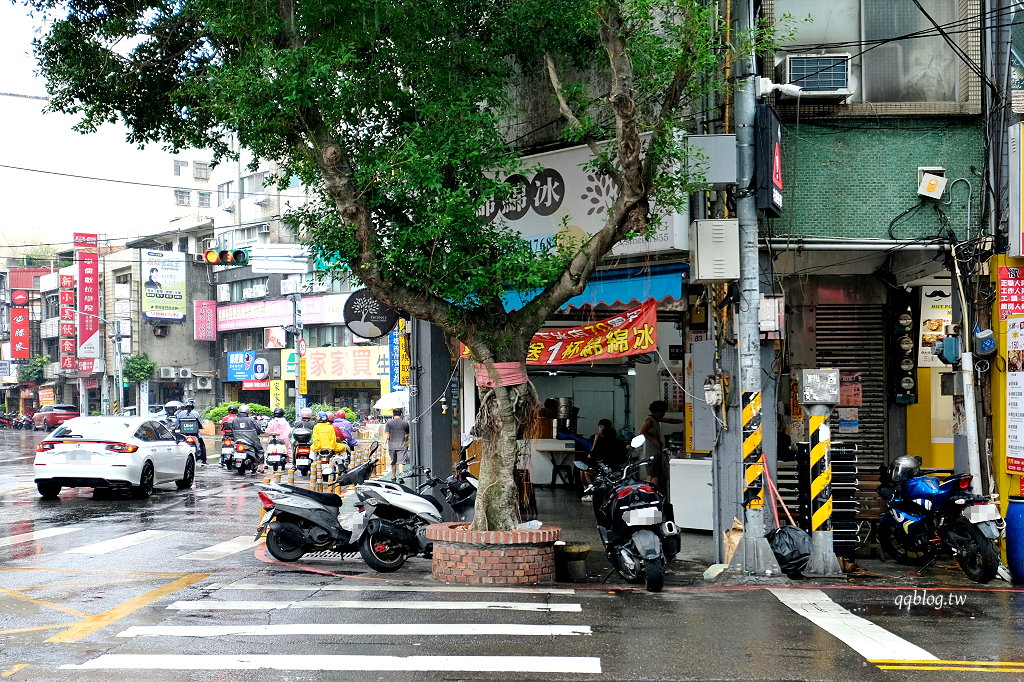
[217,181,234,206]
[115,272,131,284]
[178,237,189,253]
[174,188,191,206]
[193,162,210,180]
[241,172,267,199]
[173,160,189,176]
[197,191,211,208]
[229,277,270,302]
[775,0,961,104]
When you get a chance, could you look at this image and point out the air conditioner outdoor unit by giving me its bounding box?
[195,376,213,390]
[178,367,193,379]
[216,284,231,302]
[255,197,270,207]
[312,280,329,292]
[191,254,207,264]
[242,287,255,299]
[280,279,298,295]
[153,326,169,338]
[779,54,853,100]
[202,238,219,250]
[159,366,177,379]
[258,223,271,233]
[251,285,269,298]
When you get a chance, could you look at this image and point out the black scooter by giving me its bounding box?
[574,435,679,592]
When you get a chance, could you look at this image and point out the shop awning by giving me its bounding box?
[504,262,687,311]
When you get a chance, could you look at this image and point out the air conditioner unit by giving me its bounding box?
[158,366,177,379]
[191,253,207,264]
[153,326,169,338]
[178,367,193,379]
[258,223,271,233]
[202,238,219,250]
[223,204,234,213]
[280,279,298,295]
[216,284,231,302]
[251,284,269,298]
[779,54,853,100]
[255,197,270,207]
[242,287,255,299]
[312,280,329,292]
[195,376,213,390]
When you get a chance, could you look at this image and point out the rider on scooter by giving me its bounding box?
[174,398,207,466]
[231,404,265,473]
[264,407,292,460]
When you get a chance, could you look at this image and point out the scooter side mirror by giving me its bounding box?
[630,434,647,449]
[573,460,590,472]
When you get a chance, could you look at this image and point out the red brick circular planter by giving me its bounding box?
[426,522,561,585]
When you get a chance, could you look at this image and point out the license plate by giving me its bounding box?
[65,451,91,462]
[322,465,335,476]
[296,458,310,466]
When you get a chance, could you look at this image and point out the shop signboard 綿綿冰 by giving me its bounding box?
[142,251,187,322]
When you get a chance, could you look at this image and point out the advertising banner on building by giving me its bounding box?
[59,274,76,370]
[460,300,659,365]
[302,346,386,381]
[142,250,187,322]
[193,300,217,341]
[1007,316,1024,472]
[10,307,30,359]
[999,267,1024,320]
[918,286,952,367]
[227,351,256,381]
[39,387,55,405]
[270,380,286,409]
[76,233,101,359]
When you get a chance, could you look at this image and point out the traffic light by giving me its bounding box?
[204,249,249,266]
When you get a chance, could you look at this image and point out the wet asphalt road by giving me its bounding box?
[3,428,1024,680]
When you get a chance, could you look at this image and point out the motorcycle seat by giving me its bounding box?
[278,483,344,508]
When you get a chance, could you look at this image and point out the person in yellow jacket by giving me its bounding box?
[311,412,339,453]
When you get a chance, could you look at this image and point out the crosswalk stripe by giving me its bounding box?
[61,654,602,673]
[0,526,82,547]
[66,530,175,555]
[205,582,576,595]
[168,599,582,613]
[117,623,593,638]
[769,588,938,662]
[179,536,263,560]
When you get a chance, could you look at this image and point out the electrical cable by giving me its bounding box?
[409,360,460,424]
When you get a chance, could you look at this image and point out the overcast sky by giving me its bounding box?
[0,2,177,254]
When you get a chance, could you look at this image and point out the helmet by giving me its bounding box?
[317,411,329,422]
[325,411,335,422]
[164,400,182,416]
[273,407,285,418]
[238,404,250,415]
[185,397,195,407]
[300,407,313,419]
[228,404,239,414]
[890,455,920,483]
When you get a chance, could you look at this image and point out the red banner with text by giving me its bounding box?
[461,299,659,365]
[10,307,30,359]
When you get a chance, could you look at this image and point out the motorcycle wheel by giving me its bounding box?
[359,532,408,572]
[644,557,665,592]
[236,462,247,475]
[298,467,309,477]
[266,524,307,562]
[952,518,999,584]
[878,522,935,567]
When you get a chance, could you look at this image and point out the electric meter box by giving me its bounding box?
[688,219,740,283]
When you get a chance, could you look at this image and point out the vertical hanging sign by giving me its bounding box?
[58,274,77,371]
[10,289,30,360]
[75,233,101,360]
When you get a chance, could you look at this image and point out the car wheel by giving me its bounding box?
[133,461,155,499]
[176,457,195,490]
[42,419,51,431]
[37,481,61,499]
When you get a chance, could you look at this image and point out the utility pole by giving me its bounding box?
[722,0,781,578]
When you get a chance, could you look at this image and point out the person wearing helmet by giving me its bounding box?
[333,409,358,451]
[231,404,265,472]
[174,398,207,466]
[220,404,239,435]
[161,400,182,425]
[291,407,316,451]
[311,411,339,454]
[264,407,292,459]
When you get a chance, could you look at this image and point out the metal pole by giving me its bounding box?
[113,320,124,415]
[722,0,781,578]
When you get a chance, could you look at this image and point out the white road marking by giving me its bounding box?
[205,582,576,595]
[117,623,592,638]
[61,654,602,673]
[168,599,582,613]
[769,588,939,662]
[66,530,175,555]
[179,536,264,560]
[0,526,82,547]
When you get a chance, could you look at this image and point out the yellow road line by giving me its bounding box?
[0,587,92,619]
[872,659,1024,666]
[0,623,74,636]
[0,567,184,576]
[1,664,29,678]
[878,664,1024,673]
[46,572,209,643]
[19,577,161,591]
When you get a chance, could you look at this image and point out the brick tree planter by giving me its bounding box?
[426,522,561,585]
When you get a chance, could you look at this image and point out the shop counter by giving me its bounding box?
[669,458,713,531]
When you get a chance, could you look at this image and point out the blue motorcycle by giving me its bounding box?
[878,456,1002,583]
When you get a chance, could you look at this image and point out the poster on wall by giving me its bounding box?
[918,286,952,367]
[142,250,187,322]
[999,267,1024,320]
[193,300,217,341]
[1007,317,1024,473]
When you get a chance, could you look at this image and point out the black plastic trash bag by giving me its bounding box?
[766,525,812,579]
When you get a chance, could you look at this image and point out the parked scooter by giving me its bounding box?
[14,414,31,430]
[574,434,679,592]
[255,448,380,561]
[292,428,312,477]
[265,435,288,472]
[878,456,1003,583]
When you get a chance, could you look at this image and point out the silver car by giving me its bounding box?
[33,416,196,499]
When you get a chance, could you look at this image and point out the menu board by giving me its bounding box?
[1007,317,1024,473]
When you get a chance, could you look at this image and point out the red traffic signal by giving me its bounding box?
[203,249,250,266]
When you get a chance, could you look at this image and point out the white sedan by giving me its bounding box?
[33,416,196,499]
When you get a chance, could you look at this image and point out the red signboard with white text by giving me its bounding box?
[193,300,217,341]
[77,234,101,359]
[10,307,30,359]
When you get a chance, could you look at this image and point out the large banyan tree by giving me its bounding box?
[30,0,766,529]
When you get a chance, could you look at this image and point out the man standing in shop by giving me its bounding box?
[384,408,410,481]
